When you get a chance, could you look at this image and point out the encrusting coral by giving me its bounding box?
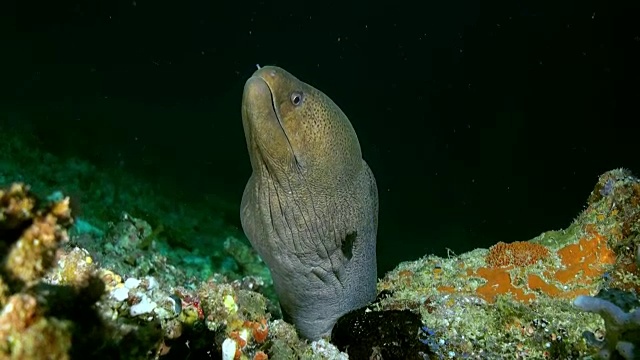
[0,184,112,359]
[1,185,71,288]
[0,183,76,358]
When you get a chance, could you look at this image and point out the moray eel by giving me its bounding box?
[240,66,378,340]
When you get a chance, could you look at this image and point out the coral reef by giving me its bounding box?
[0,131,261,287]
[0,183,103,359]
[375,168,640,358]
[2,126,640,359]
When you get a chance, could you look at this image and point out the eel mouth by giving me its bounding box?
[260,77,288,139]
[253,75,302,169]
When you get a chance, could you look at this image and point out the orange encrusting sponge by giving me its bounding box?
[553,225,616,284]
[468,225,616,303]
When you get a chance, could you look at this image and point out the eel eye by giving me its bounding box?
[290,91,303,106]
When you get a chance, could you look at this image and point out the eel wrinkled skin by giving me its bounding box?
[240,66,378,340]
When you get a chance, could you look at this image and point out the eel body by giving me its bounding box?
[240,66,379,340]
